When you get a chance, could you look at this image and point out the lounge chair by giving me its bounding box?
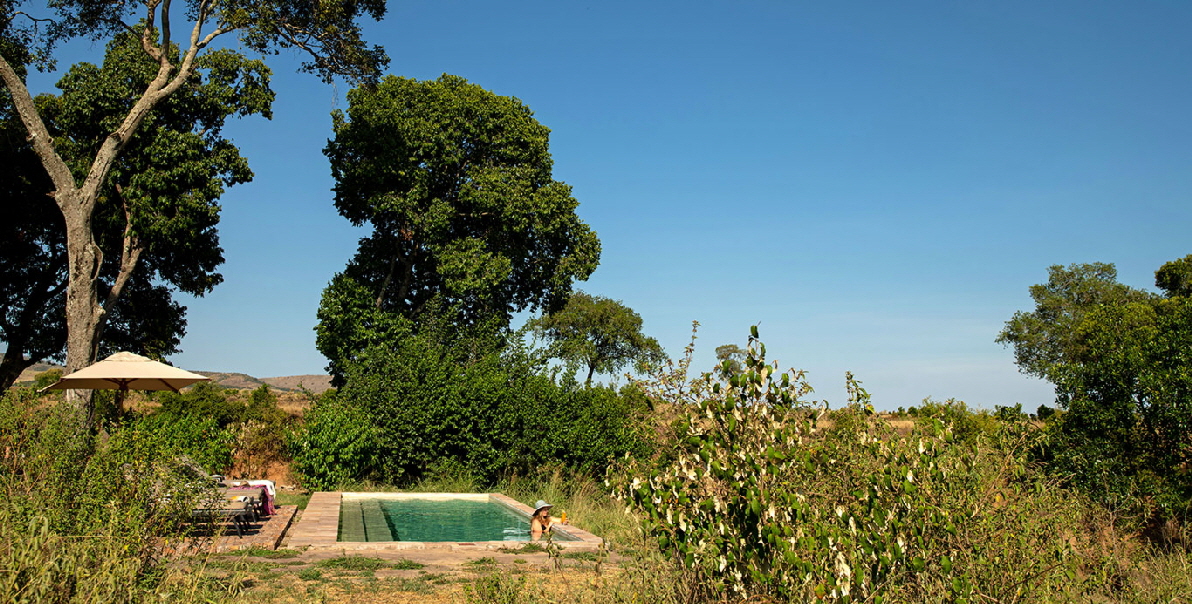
[190,500,252,537]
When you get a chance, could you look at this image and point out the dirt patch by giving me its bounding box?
[228,459,296,486]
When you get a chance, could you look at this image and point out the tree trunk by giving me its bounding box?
[60,192,104,426]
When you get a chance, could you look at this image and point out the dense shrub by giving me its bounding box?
[613,329,1129,603]
[907,398,998,442]
[156,381,246,428]
[0,389,228,603]
[290,321,649,489]
[124,411,235,474]
[288,390,378,490]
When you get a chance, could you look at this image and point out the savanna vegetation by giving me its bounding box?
[4,3,1192,602]
[6,318,1192,603]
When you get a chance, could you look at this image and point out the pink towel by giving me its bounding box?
[226,485,274,515]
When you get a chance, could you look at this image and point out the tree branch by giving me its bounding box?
[159,0,172,59]
[376,250,399,309]
[0,54,78,197]
[103,186,142,313]
[81,2,231,208]
[139,3,163,62]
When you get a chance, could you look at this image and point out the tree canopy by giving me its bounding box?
[996,262,1153,381]
[318,75,600,376]
[529,291,665,385]
[1155,254,1192,298]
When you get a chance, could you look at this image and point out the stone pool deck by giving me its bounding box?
[285,492,604,551]
[172,504,298,554]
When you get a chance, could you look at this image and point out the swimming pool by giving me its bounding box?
[341,495,577,542]
[285,492,602,551]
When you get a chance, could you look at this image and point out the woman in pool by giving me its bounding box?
[530,500,565,540]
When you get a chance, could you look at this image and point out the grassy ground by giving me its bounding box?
[194,548,625,604]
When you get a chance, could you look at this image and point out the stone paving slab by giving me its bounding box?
[173,504,298,554]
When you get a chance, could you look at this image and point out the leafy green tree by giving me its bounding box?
[1043,296,1192,518]
[530,291,665,385]
[1003,257,1192,520]
[318,75,600,373]
[0,97,63,389]
[0,1,386,427]
[996,262,1152,381]
[0,30,271,391]
[315,274,412,386]
[157,380,244,428]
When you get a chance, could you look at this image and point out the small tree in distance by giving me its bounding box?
[530,291,666,385]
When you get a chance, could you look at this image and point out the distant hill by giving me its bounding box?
[194,372,333,394]
[194,371,269,390]
[4,354,331,394]
[13,361,62,385]
[260,374,333,394]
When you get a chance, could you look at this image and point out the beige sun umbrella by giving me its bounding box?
[41,351,210,413]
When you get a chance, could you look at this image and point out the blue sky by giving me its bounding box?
[21,1,1192,411]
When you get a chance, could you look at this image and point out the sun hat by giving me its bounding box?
[533,500,553,514]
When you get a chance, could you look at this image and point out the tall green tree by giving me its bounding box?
[529,291,665,385]
[1002,257,1192,520]
[0,30,271,391]
[318,75,600,375]
[0,1,386,425]
[1044,294,1192,518]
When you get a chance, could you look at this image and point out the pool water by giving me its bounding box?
[338,497,576,542]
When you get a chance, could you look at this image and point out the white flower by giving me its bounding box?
[836,551,852,580]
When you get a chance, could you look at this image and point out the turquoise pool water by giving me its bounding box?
[338,497,577,542]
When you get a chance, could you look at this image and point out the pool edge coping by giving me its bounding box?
[286,491,603,551]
